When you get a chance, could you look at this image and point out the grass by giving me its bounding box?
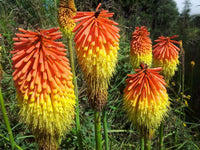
[0,1,200,149]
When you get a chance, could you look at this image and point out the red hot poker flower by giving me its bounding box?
[130,26,152,69]
[153,35,180,83]
[123,63,169,132]
[11,28,75,149]
[73,3,120,110]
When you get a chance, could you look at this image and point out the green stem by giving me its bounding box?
[0,133,23,150]
[181,50,185,102]
[103,109,109,150]
[179,41,185,120]
[140,128,145,150]
[159,122,164,150]
[0,88,16,150]
[94,110,102,150]
[68,38,83,150]
[179,41,185,102]
[140,137,144,150]
[145,137,151,150]
[107,130,134,133]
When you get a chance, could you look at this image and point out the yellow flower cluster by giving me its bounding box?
[58,0,76,39]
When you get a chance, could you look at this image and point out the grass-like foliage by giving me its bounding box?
[0,0,200,149]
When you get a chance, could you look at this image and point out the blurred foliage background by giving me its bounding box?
[0,0,200,149]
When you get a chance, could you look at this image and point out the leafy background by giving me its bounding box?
[0,0,200,149]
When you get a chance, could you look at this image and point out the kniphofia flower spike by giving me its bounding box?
[130,26,152,69]
[11,28,75,149]
[153,35,180,83]
[123,63,169,133]
[73,3,120,110]
[58,0,76,39]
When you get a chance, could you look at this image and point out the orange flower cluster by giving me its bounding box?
[73,3,120,110]
[124,63,169,131]
[130,26,152,69]
[153,35,180,83]
[153,35,179,60]
[11,28,75,149]
[58,0,76,39]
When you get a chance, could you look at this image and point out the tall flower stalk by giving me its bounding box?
[129,26,153,149]
[179,41,185,103]
[153,35,180,149]
[58,1,83,149]
[73,3,120,149]
[123,63,169,150]
[0,89,16,150]
[11,28,76,149]
[102,108,109,150]
[0,77,16,150]
[68,37,83,149]
[130,26,152,69]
